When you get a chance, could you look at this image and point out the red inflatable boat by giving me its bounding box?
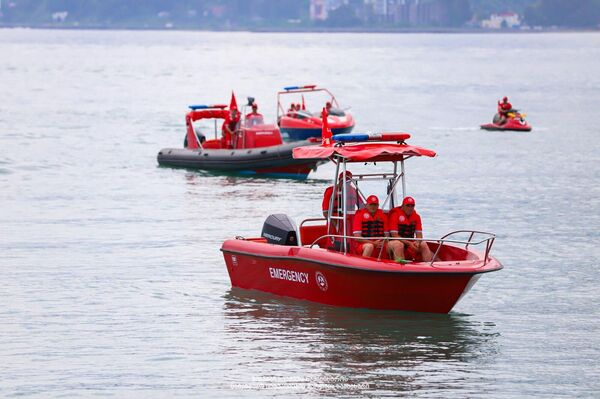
[157,93,325,179]
[277,85,355,140]
[221,110,503,313]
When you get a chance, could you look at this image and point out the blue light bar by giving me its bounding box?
[284,86,299,91]
[332,133,370,142]
[188,104,209,110]
[333,132,410,142]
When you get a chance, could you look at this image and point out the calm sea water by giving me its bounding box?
[1,29,600,398]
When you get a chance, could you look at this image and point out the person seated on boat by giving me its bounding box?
[287,103,296,114]
[497,96,513,125]
[222,108,240,149]
[352,195,388,258]
[387,196,433,264]
[325,101,332,113]
[245,103,264,125]
[246,103,262,119]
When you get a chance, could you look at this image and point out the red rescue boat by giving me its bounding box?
[157,93,325,179]
[221,110,503,313]
[277,85,355,140]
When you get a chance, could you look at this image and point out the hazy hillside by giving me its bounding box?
[1,0,598,29]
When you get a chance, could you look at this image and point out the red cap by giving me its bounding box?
[402,196,415,206]
[338,171,352,180]
[503,96,508,102]
[367,195,379,205]
[252,103,258,108]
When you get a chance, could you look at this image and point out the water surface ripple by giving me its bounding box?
[1,29,599,398]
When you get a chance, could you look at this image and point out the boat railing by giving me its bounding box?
[304,230,496,267]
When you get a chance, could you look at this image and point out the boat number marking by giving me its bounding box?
[315,271,328,291]
[231,255,238,267]
[269,267,309,284]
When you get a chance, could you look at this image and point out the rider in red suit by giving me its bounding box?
[497,96,513,125]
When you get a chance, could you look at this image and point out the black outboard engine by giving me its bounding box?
[261,214,298,246]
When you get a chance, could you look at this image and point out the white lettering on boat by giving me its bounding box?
[262,233,282,241]
[269,267,309,284]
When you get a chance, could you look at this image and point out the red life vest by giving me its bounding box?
[389,208,422,238]
[354,209,386,237]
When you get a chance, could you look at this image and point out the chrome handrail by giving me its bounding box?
[306,230,496,267]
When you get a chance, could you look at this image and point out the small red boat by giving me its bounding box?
[277,85,355,140]
[221,110,503,313]
[157,93,324,179]
[481,107,532,132]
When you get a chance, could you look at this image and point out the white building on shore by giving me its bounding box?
[481,12,521,29]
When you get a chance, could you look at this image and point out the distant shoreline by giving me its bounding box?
[1,23,598,34]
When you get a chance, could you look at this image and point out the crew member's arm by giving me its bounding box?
[388,209,401,244]
[411,215,424,250]
[322,187,332,218]
[352,211,368,243]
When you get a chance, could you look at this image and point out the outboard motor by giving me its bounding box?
[261,214,298,246]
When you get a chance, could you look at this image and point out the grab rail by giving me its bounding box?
[306,230,496,267]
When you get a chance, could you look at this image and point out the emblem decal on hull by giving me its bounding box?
[315,271,328,291]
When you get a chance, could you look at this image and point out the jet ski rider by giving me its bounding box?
[498,96,513,125]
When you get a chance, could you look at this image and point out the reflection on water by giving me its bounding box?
[221,289,499,396]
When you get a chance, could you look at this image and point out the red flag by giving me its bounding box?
[321,107,332,146]
[229,91,238,110]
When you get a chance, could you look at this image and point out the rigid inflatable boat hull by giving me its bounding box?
[157,140,323,178]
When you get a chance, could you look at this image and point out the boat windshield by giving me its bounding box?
[244,115,264,127]
[192,119,221,140]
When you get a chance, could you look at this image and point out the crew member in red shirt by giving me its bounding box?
[222,108,240,148]
[352,195,388,257]
[388,196,433,263]
[245,103,263,120]
[322,171,364,245]
[322,171,362,217]
[497,96,513,125]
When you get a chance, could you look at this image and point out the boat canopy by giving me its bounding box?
[293,142,436,162]
[187,108,230,122]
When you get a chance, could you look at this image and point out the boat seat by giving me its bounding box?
[300,224,329,248]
